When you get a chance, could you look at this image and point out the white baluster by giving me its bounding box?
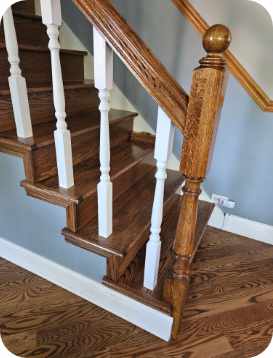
[144,108,175,290]
[3,7,33,139]
[93,28,113,238]
[40,0,74,189]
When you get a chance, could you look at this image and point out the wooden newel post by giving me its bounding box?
[164,24,231,339]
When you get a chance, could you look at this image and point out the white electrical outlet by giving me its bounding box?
[211,194,236,209]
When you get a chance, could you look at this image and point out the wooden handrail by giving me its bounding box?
[172,0,273,112]
[73,0,189,134]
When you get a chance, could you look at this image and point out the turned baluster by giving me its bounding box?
[93,28,113,238]
[40,0,74,189]
[164,25,231,339]
[144,108,175,290]
[3,7,33,139]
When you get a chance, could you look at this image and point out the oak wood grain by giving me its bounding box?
[63,166,182,264]
[23,141,153,232]
[0,12,48,47]
[1,228,273,357]
[131,132,155,146]
[1,110,135,182]
[12,0,35,15]
[166,24,231,338]
[104,198,214,314]
[0,45,86,87]
[0,82,98,133]
[30,111,135,182]
[1,3,268,349]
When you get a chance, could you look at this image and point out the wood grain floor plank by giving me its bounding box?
[138,336,234,358]
[1,225,273,357]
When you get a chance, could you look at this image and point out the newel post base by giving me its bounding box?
[164,255,191,339]
[164,177,202,339]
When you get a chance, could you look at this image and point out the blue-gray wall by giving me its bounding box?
[0,153,106,281]
[62,0,273,225]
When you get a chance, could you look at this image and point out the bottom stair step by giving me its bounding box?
[103,197,214,314]
[63,166,183,276]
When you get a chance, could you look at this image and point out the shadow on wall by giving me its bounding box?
[61,0,273,226]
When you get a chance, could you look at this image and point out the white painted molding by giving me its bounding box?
[0,237,173,341]
[40,0,74,189]
[144,108,175,290]
[3,7,33,139]
[200,189,273,246]
[93,27,113,238]
[223,214,273,246]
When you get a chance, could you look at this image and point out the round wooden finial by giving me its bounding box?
[203,24,231,54]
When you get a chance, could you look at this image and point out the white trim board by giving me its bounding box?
[223,214,273,246]
[200,189,273,246]
[169,159,273,246]
[0,237,173,341]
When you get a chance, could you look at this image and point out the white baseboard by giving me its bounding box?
[223,214,273,246]
[0,237,173,341]
[200,189,273,246]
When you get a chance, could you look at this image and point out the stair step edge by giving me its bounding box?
[103,276,172,314]
[0,81,95,96]
[100,200,214,315]
[62,169,183,259]
[34,111,137,150]
[21,142,153,206]
[0,110,137,152]
[63,190,179,259]
[0,43,88,56]
[63,229,125,258]
[12,12,42,21]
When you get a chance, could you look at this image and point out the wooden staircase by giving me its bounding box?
[0,0,232,341]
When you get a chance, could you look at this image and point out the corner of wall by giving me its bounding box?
[199,189,225,229]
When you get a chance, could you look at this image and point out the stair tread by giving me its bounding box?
[103,197,215,314]
[12,0,35,15]
[12,12,42,21]
[0,109,136,152]
[0,43,87,56]
[0,80,94,96]
[0,10,48,48]
[22,140,153,205]
[63,166,183,258]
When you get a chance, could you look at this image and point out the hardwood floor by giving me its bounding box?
[1,227,273,357]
